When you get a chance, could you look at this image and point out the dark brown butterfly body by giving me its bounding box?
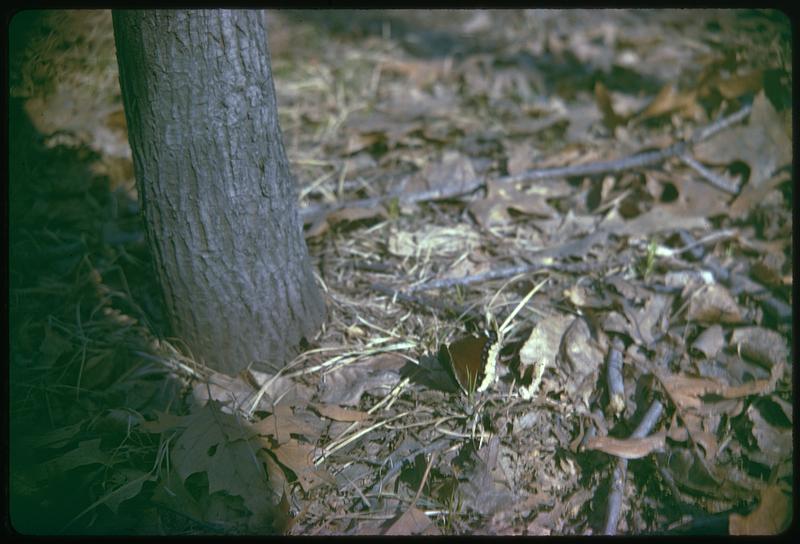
[439,330,499,394]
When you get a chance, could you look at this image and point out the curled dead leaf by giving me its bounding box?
[635,83,700,122]
[518,312,573,400]
[305,205,388,239]
[729,485,792,535]
[730,326,788,369]
[691,324,725,359]
[686,283,743,324]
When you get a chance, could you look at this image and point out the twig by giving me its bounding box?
[655,229,738,259]
[674,229,706,261]
[299,104,753,225]
[679,153,740,194]
[691,104,753,142]
[411,451,437,508]
[602,399,664,535]
[409,263,536,294]
[363,438,451,510]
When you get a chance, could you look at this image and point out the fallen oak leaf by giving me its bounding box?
[270,439,335,493]
[730,326,789,369]
[686,283,743,324]
[594,81,627,129]
[384,506,440,535]
[729,485,792,535]
[170,401,278,521]
[252,404,320,445]
[469,178,557,227]
[694,91,791,191]
[305,205,388,239]
[634,83,701,122]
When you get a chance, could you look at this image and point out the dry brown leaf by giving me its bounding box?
[618,205,710,237]
[139,410,188,434]
[745,403,792,468]
[730,326,788,369]
[305,205,388,239]
[318,354,406,406]
[691,324,725,359]
[584,431,666,459]
[728,171,789,219]
[686,283,743,324]
[506,140,536,175]
[694,92,791,191]
[379,58,446,87]
[404,150,478,195]
[594,81,625,129]
[635,83,700,121]
[387,225,481,258]
[470,179,557,227]
[713,69,763,100]
[457,436,514,518]
[729,485,792,535]
[170,402,279,522]
[190,372,261,414]
[750,251,786,287]
[310,403,370,422]
[621,293,671,346]
[561,317,606,409]
[518,312,574,400]
[252,404,320,445]
[271,438,334,493]
[384,506,439,535]
[661,175,734,219]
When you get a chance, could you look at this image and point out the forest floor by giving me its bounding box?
[8,9,793,535]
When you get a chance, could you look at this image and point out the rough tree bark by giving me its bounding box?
[112,10,325,375]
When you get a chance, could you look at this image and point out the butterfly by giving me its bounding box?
[437,277,550,396]
[438,329,500,395]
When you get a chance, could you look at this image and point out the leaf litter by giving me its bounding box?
[9,8,791,536]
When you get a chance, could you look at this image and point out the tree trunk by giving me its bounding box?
[112,10,325,375]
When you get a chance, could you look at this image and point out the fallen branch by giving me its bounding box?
[679,153,740,194]
[299,104,752,225]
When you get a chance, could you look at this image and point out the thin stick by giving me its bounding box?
[679,154,740,194]
[498,277,550,337]
[411,451,437,508]
[299,104,753,224]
